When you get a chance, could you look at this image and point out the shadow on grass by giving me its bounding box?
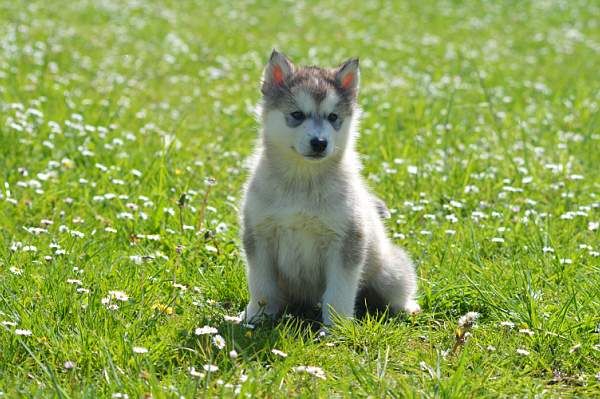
[168,293,445,378]
[225,299,424,356]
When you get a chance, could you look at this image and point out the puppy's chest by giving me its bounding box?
[253,192,346,238]
[257,208,342,257]
[255,204,345,300]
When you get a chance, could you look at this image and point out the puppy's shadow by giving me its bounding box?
[219,297,408,362]
[225,304,324,354]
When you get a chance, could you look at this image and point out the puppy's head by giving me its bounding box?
[260,50,359,162]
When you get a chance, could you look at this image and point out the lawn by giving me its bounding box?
[1,0,599,397]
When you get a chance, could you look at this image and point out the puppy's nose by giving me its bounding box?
[310,137,328,154]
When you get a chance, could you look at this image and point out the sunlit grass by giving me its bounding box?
[1,0,599,397]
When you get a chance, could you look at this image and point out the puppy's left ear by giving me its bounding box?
[335,58,360,93]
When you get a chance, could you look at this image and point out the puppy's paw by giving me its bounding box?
[239,310,249,322]
[240,308,263,324]
[241,303,279,324]
[403,300,421,315]
[317,326,330,339]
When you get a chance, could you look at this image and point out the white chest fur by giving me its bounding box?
[253,204,343,303]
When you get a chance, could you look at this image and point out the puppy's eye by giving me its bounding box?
[327,113,338,123]
[290,111,305,121]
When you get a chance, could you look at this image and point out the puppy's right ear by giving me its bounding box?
[335,58,359,93]
[263,49,294,88]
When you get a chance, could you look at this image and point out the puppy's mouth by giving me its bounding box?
[305,153,326,160]
[291,146,328,161]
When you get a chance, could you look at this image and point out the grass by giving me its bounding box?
[1,0,599,397]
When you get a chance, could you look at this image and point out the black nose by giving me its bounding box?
[310,137,328,153]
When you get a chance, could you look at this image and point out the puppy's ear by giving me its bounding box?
[335,58,360,93]
[263,49,294,88]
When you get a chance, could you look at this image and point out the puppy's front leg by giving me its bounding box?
[321,248,363,325]
[243,228,282,322]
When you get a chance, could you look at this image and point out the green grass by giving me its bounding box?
[1,0,599,397]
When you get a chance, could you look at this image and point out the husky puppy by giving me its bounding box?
[241,50,420,325]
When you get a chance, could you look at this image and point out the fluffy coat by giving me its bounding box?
[241,50,419,325]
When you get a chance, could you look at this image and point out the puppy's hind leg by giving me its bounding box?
[370,246,420,315]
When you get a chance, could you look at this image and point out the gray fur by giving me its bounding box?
[373,196,391,219]
[242,224,256,259]
[341,221,367,269]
